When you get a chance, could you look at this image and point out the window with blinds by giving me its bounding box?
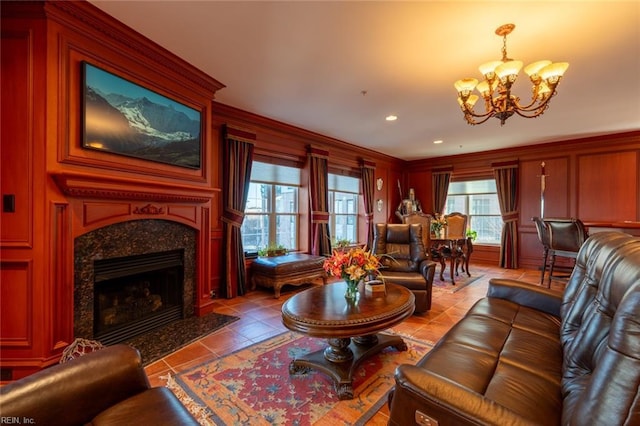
[241,162,301,253]
[328,173,360,244]
[445,179,502,244]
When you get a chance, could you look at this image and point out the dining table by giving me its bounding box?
[430,236,473,284]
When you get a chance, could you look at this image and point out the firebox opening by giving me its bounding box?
[93,250,184,345]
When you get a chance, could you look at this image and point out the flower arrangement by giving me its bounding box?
[323,246,381,285]
[430,214,448,234]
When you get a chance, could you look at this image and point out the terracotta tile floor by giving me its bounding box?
[145,263,566,425]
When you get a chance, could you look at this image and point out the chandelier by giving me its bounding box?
[454,24,569,126]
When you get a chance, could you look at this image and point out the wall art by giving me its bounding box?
[82,62,202,169]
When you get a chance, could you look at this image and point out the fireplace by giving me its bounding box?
[93,250,184,345]
[74,219,196,343]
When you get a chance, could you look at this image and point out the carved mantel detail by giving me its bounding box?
[133,204,165,215]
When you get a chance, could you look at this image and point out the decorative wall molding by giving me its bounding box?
[51,172,212,204]
[45,1,225,96]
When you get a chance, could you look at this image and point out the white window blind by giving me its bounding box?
[251,162,300,185]
[328,174,359,193]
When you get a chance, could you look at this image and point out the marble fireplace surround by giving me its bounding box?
[74,220,197,340]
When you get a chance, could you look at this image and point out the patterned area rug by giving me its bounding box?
[125,312,239,365]
[164,331,432,425]
[433,273,484,293]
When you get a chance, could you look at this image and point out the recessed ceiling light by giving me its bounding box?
[385,115,397,121]
[433,140,444,144]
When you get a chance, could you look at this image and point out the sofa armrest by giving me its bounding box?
[389,365,536,426]
[419,259,437,282]
[0,344,151,426]
[488,278,562,317]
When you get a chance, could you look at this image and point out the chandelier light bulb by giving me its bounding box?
[540,62,570,82]
[524,60,552,78]
[535,82,552,100]
[454,78,478,94]
[478,61,502,79]
[495,60,523,80]
[476,80,499,97]
[458,94,479,109]
[466,94,479,108]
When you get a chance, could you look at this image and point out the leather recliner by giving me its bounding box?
[0,344,199,426]
[372,223,436,313]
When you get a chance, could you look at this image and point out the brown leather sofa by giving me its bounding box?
[388,231,640,425]
[0,344,199,426]
[372,223,437,313]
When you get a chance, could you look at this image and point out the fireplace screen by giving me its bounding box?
[93,250,184,345]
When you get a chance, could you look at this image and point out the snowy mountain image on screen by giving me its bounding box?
[84,86,200,168]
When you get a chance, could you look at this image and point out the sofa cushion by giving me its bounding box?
[414,296,563,423]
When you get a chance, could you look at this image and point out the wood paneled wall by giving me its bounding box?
[405,132,640,269]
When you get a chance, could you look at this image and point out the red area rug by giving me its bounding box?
[164,331,432,425]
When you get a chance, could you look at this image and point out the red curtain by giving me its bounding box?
[361,160,376,249]
[308,146,331,256]
[222,125,255,297]
[432,167,452,215]
[493,160,519,268]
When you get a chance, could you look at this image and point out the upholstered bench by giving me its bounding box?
[251,253,327,298]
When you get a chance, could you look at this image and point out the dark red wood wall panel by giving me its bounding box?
[578,151,638,222]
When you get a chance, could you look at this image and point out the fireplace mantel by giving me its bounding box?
[52,172,214,204]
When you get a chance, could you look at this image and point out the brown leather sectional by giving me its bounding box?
[0,345,199,425]
[388,231,640,425]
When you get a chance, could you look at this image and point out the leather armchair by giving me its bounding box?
[0,344,199,426]
[372,223,436,313]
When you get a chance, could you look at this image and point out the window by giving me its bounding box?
[328,173,360,244]
[445,179,502,244]
[241,162,300,253]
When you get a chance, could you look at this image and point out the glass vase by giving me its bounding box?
[344,280,360,301]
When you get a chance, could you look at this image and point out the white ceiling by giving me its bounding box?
[89,1,640,161]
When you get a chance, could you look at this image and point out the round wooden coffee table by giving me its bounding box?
[281,281,414,400]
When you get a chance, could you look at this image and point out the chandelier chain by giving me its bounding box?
[501,34,509,62]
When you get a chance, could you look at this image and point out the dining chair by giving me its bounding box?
[541,217,589,287]
[532,216,551,286]
[445,211,469,271]
[444,212,468,239]
[432,212,470,283]
[401,212,433,258]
